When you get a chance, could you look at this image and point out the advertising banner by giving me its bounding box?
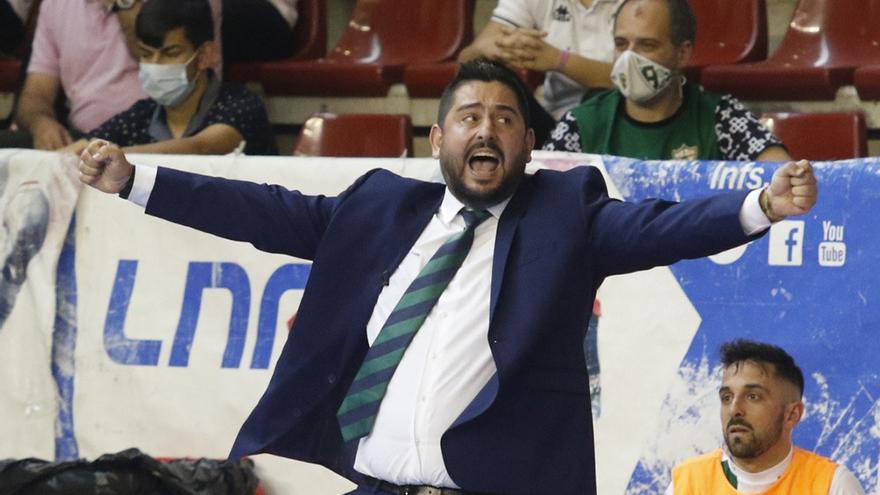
[2,150,877,494]
[0,150,80,459]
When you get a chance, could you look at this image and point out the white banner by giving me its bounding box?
[0,150,80,459]
[6,151,875,495]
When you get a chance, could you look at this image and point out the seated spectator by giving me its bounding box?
[0,0,221,150]
[667,339,864,494]
[0,0,31,55]
[64,0,276,156]
[221,0,297,63]
[460,0,623,145]
[544,0,790,162]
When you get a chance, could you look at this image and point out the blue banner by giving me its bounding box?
[605,158,880,493]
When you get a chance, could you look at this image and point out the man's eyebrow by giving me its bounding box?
[137,42,184,52]
[719,384,771,394]
[454,102,521,116]
[494,104,521,115]
[453,102,483,113]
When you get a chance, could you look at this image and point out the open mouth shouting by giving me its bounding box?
[466,144,504,181]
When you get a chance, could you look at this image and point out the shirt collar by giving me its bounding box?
[721,443,794,485]
[437,187,511,227]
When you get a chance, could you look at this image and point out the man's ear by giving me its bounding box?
[429,124,443,159]
[197,40,219,71]
[525,127,535,163]
[675,40,693,69]
[784,400,804,432]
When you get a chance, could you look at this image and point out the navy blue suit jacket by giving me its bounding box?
[146,165,757,494]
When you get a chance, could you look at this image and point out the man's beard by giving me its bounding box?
[723,413,784,459]
[440,150,528,210]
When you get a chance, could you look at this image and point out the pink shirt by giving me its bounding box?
[27,0,223,133]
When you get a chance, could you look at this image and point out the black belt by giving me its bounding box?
[365,476,483,495]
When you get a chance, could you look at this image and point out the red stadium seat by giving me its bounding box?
[854,65,880,100]
[683,0,767,83]
[258,0,474,96]
[760,112,867,160]
[293,113,414,157]
[226,0,327,83]
[700,0,880,100]
[404,61,543,98]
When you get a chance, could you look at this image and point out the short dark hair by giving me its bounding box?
[615,0,697,46]
[437,58,531,129]
[136,0,214,49]
[720,339,805,397]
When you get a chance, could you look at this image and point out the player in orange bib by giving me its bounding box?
[668,339,864,495]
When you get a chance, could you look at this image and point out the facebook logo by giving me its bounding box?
[768,220,805,266]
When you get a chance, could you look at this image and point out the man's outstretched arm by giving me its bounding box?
[587,160,818,277]
[77,139,339,259]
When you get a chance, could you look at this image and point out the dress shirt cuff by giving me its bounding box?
[127,164,157,208]
[740,188,772,235]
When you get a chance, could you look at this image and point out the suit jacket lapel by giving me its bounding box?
[489,176,531,326]
[382,182,446,294]
[448,177,532,429]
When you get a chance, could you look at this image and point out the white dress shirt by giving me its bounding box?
[127,165,772,487]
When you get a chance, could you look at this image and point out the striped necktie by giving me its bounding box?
[336,208,492,443]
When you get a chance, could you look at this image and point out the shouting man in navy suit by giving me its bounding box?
[78,59,817,495]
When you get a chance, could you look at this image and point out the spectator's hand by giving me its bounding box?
[762,160,817,221]
[496,27,559,72]
[78,139,134,194]
[31,116,73,150]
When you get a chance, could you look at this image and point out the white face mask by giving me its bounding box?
[138,51,200,107]
[610,50,673,104]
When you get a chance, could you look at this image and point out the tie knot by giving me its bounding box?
[460,208,491,229]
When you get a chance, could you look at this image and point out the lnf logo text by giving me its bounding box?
[103,260,310,369]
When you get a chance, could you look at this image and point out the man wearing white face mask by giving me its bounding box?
[0,0,222,151]
[64,0,276,156]
[543,0,790,162]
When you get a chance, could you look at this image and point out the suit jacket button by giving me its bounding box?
[327,373,336,384]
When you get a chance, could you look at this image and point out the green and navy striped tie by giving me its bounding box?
[336,208,492,442]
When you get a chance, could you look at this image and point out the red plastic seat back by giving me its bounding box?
[326,0,473,64]
[289,0,327,60]
[686,0,767,68]
[294,113,414,158]
[763,0,880,68]
[854,65,880,99]
[760,112,867,160]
